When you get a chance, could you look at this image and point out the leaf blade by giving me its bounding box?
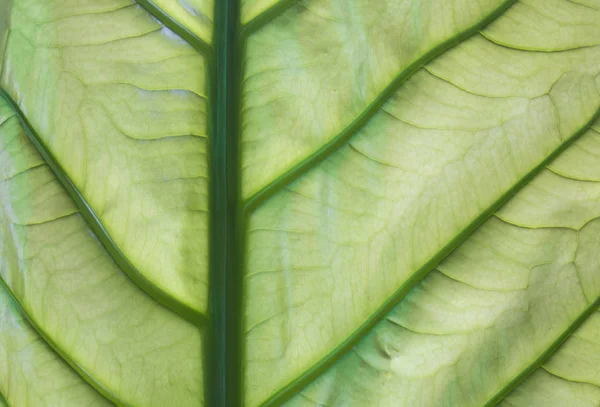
[1,0,210,316]
[242,1,600,404]
[240,0,517,199]
[0,88,206,326]
[0,91,204,407]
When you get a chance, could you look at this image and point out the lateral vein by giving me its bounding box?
[258,101,600,407]
[0,88,207,327]
[243,0,519,214]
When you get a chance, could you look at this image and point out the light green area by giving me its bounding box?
[244,0,600,402]
[0,0,210,314]
[0,286,111,407]
[241,0,512,198]
[151,0,214,44]
[0,99,203,406]
[287,118,600,405]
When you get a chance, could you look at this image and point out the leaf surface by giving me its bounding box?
[2,0,600,406]
[242,0,600,404]
[0,49,203,407]
[1,0,210,317]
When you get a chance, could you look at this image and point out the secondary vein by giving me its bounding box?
[257,98,600,407]
[243,0,518,214]
[0,89,207,327]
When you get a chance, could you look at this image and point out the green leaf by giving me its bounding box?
[1,0,600,406]
[0,98,203,406]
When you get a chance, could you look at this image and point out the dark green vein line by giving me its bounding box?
[136,0,214,57]
[241,0,298,37]
[0,277,121,407]
[207,0,243,406]
[0,89,206,327]
[243,0,517,214]
[484,296,600,406]
[0,389,8,407]
[259,105,600,407]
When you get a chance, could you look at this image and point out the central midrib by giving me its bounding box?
[208,1,244,407]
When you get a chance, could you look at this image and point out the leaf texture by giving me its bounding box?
[0,96,204,406]
[241,0,517,198]
[284,118,600,404]
[2,0,600,406]
[242,0,600,404]
[1,0,210,316]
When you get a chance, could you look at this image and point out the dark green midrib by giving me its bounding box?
[256,70,600,407]
[240,0,298,37]
[243,0,517,213]
[0,277,122,407]
[136,0,214,57]
[485,296,600,406]
[207,1,243,407]
[0,89,205,328]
